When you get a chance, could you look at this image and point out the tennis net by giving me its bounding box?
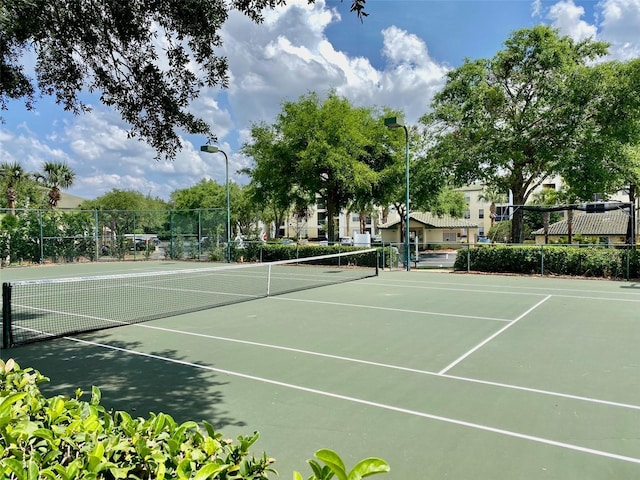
[2,249,378,347]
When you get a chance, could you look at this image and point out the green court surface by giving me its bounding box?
[3,261,640,479]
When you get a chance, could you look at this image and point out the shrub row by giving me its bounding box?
[229,244,382,268]
[453,245,640,279]
[0,359,389,480]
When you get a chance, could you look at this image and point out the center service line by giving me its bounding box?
[438,295,552,375]
[67,334,640,466]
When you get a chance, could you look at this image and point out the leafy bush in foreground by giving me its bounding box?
[0,359,389,480]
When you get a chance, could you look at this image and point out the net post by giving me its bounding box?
[267,264,272,296]
[376,250,379,276]
[2,283,12,349]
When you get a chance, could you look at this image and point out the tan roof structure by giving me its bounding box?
[379,212,478,229]
[531,211,630,236]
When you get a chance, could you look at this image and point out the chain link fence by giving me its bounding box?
[0,208,227,266]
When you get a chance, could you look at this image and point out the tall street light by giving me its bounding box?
[200,145,231,262]
[384,115,410,271]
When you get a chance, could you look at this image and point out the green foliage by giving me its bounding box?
[0,359,277,479]
[423,26,640,244]
[166,235,186,260]
[0,360,388,480]
[242,91,403,242]
[2,0,367,158]
[487,221,511,243]
[454,244,640,279]
[0,210,96,264]
[293,449,389,480]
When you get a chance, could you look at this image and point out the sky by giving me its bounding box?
[1,0,640,202]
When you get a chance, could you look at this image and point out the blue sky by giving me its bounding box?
[1,0,639,201]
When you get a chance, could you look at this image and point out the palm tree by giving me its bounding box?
[0,162,28,215]
[478,186,508,228]
[35,161,76,208]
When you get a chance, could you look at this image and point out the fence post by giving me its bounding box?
[626,245,630,281]
[2,283,12,349]
[466,243,471,273]
[39,209,44,263]
[94,210,99,261]
[540,245,544,276]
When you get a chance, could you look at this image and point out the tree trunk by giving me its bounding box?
[510,187,527,243]
[6,187,17,215]
[567,209,574,244]
[627,184,636,247]
[489,202,496,227]
[543,211,550,244]
[326,193,336,242]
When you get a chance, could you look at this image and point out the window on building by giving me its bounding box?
[443,232,457,242]
[496,206,510,222]
[464,209,470,219]
[317,211,327,225]
[479,209,484,219]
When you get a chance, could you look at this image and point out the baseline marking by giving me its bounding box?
[123,321,640,412]
[65,335,640,466]
[368,282,640,303]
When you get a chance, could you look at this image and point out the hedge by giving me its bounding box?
[453,245,640,280]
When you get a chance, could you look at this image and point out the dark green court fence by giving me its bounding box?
[0,208,227,266]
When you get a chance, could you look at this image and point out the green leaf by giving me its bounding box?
[293,472,304,480]
[315,449,347,480]
[0,392,27,415]
[90,386,101,405]
[193,463,229,480]
[108,466,133,479]
[347,458,390,480]
[2,458,26,480]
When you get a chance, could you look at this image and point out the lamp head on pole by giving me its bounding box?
[200,145,221,154]
[384,115,405,129]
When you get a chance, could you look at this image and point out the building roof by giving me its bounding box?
[57,191,87,209]
[532,211,630,236]
[379,212,478,229]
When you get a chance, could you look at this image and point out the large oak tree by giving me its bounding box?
[241,91,402,241]
[1,0,367,159]
[422,26,640,243]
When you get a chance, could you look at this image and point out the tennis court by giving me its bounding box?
[3,259,640,479]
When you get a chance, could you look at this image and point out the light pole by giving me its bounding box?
[384,115,410,271]
[200,145,231,262]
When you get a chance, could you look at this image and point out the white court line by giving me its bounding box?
[62,335,640,466]
[365,281,640,302]
[271,297,511,322]
[123,322,640,412]
[372,277,640,297]
[438,296,552,375]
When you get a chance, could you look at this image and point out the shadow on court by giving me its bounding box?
[6,338,247,429]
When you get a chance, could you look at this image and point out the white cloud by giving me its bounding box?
[531,0,543,17]
[220,3,448,133]
[598,0,640,59]
[544,0,640,60]
[547,0,597,41]
[2,0,453,200]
